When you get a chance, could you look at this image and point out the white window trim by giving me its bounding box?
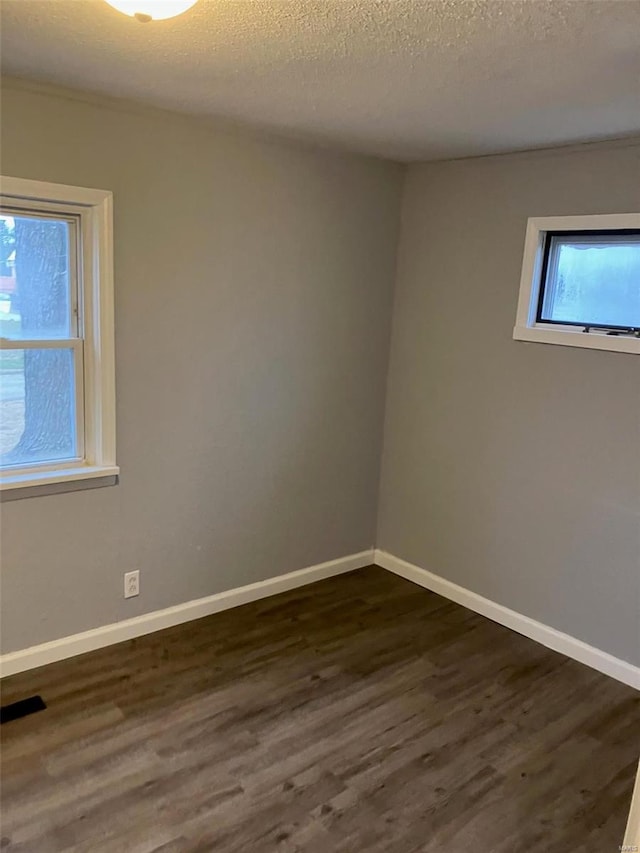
[0,176,118,491]
[513,213,640,355]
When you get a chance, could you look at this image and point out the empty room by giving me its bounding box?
[0,1,639,850]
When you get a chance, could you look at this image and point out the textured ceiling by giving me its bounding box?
[1,0,639,161]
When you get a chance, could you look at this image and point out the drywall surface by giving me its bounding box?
[0,81,402,652]
[377,141,640,665]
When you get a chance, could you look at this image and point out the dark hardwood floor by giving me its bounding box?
[1,566,638,852]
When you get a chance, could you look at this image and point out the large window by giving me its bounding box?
[514,214,640,354]
[0,177,117,491]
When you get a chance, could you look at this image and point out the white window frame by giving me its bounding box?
[0,176,118,491]
[513,213,640,355]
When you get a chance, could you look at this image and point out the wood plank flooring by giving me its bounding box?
[1,566,638,852]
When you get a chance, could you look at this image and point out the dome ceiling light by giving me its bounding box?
[104,0,198,23]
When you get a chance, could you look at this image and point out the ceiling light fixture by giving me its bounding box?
[104,0,198,22]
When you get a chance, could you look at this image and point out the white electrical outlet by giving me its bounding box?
[124,570,140,599]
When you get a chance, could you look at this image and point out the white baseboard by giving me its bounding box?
[0,549,374,678]
[374,549,640,691]
[3,547,638,691]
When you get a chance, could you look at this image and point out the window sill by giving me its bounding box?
[513,325,640,355]
[0,465,120,497]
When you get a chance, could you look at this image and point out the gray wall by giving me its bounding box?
[2,82,638,667]
[378,141,640,666]
[0,81,403,653]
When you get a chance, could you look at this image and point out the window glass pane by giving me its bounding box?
[0,348,78,467]
[0,213,74,340]
[540,233,640,328]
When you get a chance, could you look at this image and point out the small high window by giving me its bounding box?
[0,176,118,491]
[514,214,640,354]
